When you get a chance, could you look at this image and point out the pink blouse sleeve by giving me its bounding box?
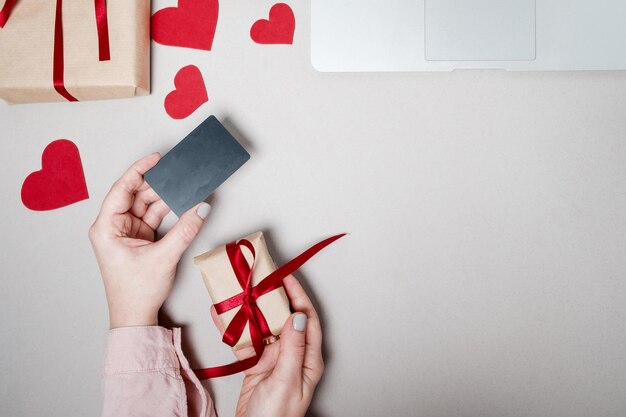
[102,326,216,417]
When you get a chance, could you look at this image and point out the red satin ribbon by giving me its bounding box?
[0,0,17,28]
[53,0,77,101]
[94,0,110,61]
[1,0,111,101]
[194,233,346,379]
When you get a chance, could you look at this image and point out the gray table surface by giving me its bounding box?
[1,1,626,416]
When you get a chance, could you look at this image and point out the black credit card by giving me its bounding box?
[144,116,250,217]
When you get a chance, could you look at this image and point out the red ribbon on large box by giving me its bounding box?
[194,233,345,379]
[0,0,110,101]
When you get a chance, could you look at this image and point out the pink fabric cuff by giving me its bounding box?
[103,326,180,376]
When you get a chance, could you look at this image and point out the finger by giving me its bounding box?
[135,219,156,242]
[283,276,324,384]
[100,153,161,217]
[283,276,322,349]
[156,202,211,262]
[283,276,318,317]
[129,187,161,219]
[272,312,308,384]
[142,199,171,230]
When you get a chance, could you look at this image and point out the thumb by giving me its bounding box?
[158,202,211,262]
[273,313,308,383]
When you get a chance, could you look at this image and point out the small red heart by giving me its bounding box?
[152,0,219,51]
[164,65,208,120]
[250,3,295,45]
[21,140,89,211]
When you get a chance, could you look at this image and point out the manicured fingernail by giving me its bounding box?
[197,203,211,220]
[293,313,307,332]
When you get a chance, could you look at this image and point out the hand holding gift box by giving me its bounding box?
[0,0,149,104]
[194,231,345,379]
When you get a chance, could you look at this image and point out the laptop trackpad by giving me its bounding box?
[425,0,536,61]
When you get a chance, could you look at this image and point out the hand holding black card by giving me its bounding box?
[144,116,250,217]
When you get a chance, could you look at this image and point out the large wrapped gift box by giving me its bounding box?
[194,231,292,351]
[0,0,150,104]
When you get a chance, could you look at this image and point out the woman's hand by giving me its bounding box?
[89,153,212,329]
[212,276,325,417]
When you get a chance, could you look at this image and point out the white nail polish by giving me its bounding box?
[197,203,211,220]
[293,313,307,332]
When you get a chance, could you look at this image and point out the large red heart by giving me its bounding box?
[250,3,295,45]
[164,65,208,120]
[21,140,89,211]
[152,0,219,51]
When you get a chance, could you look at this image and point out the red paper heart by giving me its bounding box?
[250,3,295,45]
[152,0,219,51]
[164,65,208,120]
[21,140,89,211]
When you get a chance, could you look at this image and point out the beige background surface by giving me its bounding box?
[1,1,626,416]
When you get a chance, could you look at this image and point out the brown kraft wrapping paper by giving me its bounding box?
[0,0,150,104]
[194,231,292,351]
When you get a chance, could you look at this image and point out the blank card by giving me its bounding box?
[144,116,250,217]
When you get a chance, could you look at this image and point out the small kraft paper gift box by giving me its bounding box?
[0,0,150,104]
[195,231,292,351]
[193,231,344,378]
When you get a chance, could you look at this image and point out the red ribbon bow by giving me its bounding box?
[194,233,346,379]
[0,0,111,102]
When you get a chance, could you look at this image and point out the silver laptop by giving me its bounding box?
[311,0,626,71]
